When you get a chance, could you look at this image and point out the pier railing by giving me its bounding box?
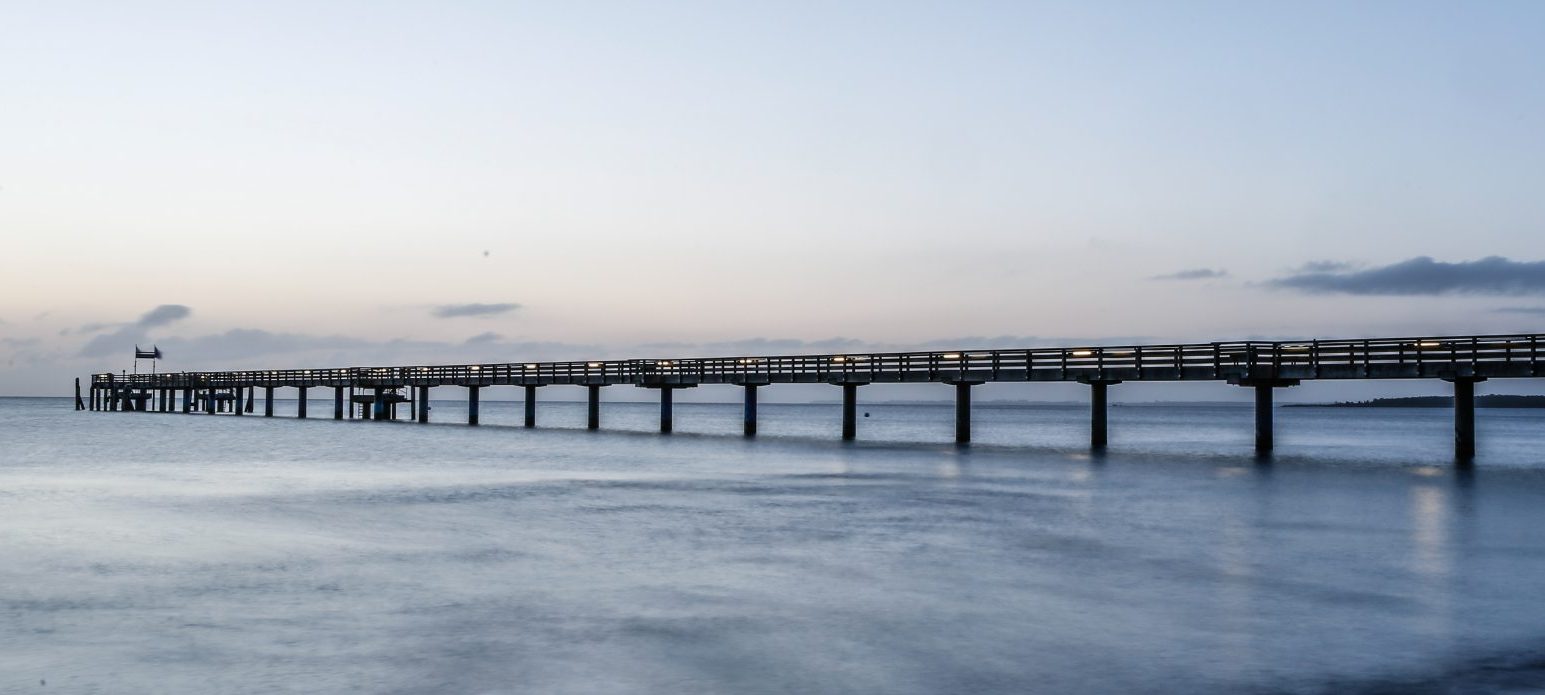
[90,333,1542,389]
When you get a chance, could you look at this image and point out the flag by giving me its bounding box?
[135,345,163,360]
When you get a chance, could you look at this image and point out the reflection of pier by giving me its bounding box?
[85,333,1544,462]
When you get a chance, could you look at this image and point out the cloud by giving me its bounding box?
[1496,307,1545,315]
[1296,260,1356,273]
[431,303,521,318]
[1268,256,1545,296]
[77,304,192,357]
[464,332,502,344]
[1150,268,1228,281]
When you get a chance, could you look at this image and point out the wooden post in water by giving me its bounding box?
[953,381,981,445]
[1452,377,1483,463]
[297,387,307,419]
[418,386,430,424]
[334,387,344,420]
[841,383,860,441]
[587,385,601,430]
[74,378,84,411]
[1254,385,1272,453]
[524,385,537,427]
[743,384,758,437]
[660,387,673,434]
[467,386,480,425]
[264,387,274,417]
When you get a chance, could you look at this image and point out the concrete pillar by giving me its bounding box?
[205,389,215,414]
[743,384,758,437]
[955,383,972,445]
[334,387,345,420]
[660,387,674,434]
[264,387,274,417]
[1090,382,1108,449]
[348,386,356,419]
[374,388,386,420]
[183,389,193,413]
[468,386,480,425]
[841,383,859,441]
[418,386,430,424]
[246,387,255,413]
[587,385,601,430]
[297,387,308,419]
[1254,384,1273,453]
[1454,378,1479,462]
[524,385,537,428]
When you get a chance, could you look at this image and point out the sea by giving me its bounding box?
[4,396,1545,694]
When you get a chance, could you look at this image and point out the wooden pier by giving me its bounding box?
[86,333,1545,462]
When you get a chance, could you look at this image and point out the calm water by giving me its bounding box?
[4,396,1545,693]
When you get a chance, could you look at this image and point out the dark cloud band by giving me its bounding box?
[431,303,521,318]
[1270,256,1545,296]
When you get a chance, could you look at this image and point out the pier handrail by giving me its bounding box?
[90,333,1543,388]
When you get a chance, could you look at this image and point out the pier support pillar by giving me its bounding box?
[1080,379,1120,450]
[840,382,866,441]
[418,386,430,423]
[264,387,274,417]
[246,387,255,413]
[1448,377,1486,463]
[524,385,537,428]
[348,387,356,419]
[467,386,480,426]
[334,387,344,420]
[1232,379,1299,454]
[205,389,215,414]
[1254,386,1272,452]
[951,381,984,445]
[587,385,602,430]
[660,387,673,433]
[743,384,760,437]
[297,387,308,419]
[374,388,386,421]
[183,389,192,414]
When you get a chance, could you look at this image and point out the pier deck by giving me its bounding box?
[86,333,1544,462]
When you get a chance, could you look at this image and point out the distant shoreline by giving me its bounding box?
[1288,395,1545,409]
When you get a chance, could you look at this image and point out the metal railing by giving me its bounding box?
[89,333,1544,390]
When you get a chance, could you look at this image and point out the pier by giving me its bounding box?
[86,333,1544,462]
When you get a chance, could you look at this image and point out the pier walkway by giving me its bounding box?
[84,333,1544,462]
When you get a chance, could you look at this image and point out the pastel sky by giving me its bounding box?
[2,1,1544,398]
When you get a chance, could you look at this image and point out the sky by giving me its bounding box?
[2,1,1544,399]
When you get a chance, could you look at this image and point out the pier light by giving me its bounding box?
[659,360,672,366]
[1072,350,1095,357]
[470,366,481,372]
[587,362,602,368]
[941,353,961,360]
[832,356,846,363]
[525,363,537,369]
[1417,341,1442,348]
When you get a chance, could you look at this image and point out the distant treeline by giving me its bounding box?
[1291,395,1545,408]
